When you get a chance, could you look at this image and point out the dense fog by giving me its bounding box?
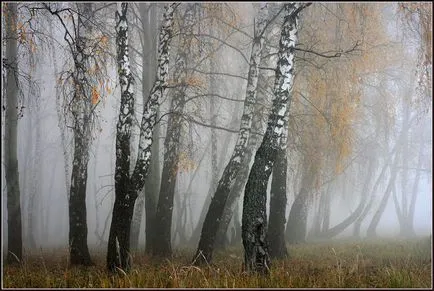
[2,2,432,266]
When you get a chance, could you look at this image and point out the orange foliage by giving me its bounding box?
[177,151,197,173]
[91,86,99,105]
[292,3,397,176]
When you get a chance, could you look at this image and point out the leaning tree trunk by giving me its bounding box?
[107,3,176,272]
[190,102,239,247]
[394,137,423,238]
[4,2,23,264]
[242,3,309,274]
[405,140,424,237]
[193,3,268,266]
[286,160,316,245]
[214,73,266,250]
[267,146,288,258]
[308,181,331,239]
[366,150,400,238]
[366,111,414,238]
[314,157,375,240]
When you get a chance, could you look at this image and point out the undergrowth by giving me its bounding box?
[3,237,431,288]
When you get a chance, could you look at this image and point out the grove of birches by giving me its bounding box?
[2,1,432,276]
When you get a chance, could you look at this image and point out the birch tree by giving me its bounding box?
[44,1,112,265]
[242,3,310,274]
[193,3,269,265]
[107,2,176,272]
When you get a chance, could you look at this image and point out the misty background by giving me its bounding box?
[1,2,432,255]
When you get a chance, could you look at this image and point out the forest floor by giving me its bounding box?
[2,236,432,288]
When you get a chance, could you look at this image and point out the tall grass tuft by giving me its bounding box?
[3,237,431,288]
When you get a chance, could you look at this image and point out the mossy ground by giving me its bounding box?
[3,237,431,288]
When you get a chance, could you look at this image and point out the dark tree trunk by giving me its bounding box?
[267,147,288,258]
[5,2,23,265]
[190,106,239,247]
[286,187,309,244]
[286,158,317,244]
[242,133,274,274]
[107,189,136,271]
[144,128,160,253]
[152,121,182,256]
[69,133,93,265]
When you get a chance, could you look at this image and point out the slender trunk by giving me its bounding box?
[322,185,331,232]
[397,140,423,237]
[24,53,38,250]
[231,201,242,246]
[194,3,268,265]
[315,158,375,239]
[215,79,265,250]
[242,3,309,274]
[308,182,330,238]
[152,118,182,256]
[5,2,23,264]
[366,150,400,238]
[353,191,375,238]
[405,141,424,237]
[190,103,239,247]
[366,107,415,238]
[130,3,160,252]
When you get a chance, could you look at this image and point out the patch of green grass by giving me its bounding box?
[3,237,432,288]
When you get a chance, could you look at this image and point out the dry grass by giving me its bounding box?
[3,237,432,288]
